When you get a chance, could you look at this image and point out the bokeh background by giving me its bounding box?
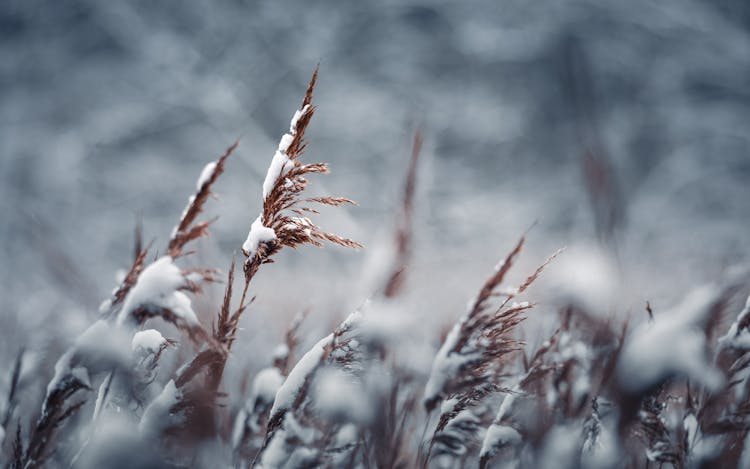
[2,0,750,366]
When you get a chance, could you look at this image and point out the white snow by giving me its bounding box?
[580,416,618,468]
[45,320,130,405]
[45,350,80,404]
[232,367,286,444]
[258,429,290,468]
[139,379,182,436]
[168,291,195,321]
[683,413,698,454]
[313,368,372,423]
[231,408,248,450]
[98,298,112,315]
[171,195,196,237]
[496,392,517,421]
[131,329,167,353]
[258,104,310,201]
[242,215,277,257]
[718,294,750,350]
[289,105,310,134]
[339,308,363,332]
[552,332,592,405]
[272,343,290,362]
[555,332,589,363]
[331,423,359,462]
[547,245,618,314]
[251,367,285,405]
[434,406,480,458]
[423,320,477,407]
[262,150,292,200]
[118,256,198,327]
[45,349,90,406]
[92,372,113,422]
[359,305,413,343]
[196,161,217,190]
[440,397,460,415]
[480,390,522,460]
[539,425,581,468]
[278,133,293,153]
[269,333,332,419]
[76,320,123,358]
[259,413,317,469]
[617,286,723,393]
[480,424,521,458]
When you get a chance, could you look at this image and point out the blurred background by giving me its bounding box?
[1,0,749,365]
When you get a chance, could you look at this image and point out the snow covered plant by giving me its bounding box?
[6,69,363,468]
[232,312,306,465]
[240,67,361,280]
[422,236,561,467]
[6,66,750,469]
[19,141,233,467]
[169,67,362,444]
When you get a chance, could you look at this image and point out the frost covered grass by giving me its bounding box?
[2,68,750,469]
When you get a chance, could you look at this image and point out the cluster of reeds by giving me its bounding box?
[1,69,749,469]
